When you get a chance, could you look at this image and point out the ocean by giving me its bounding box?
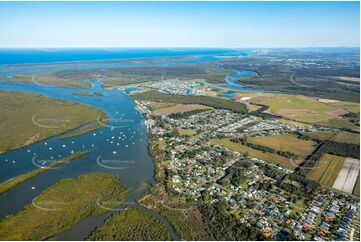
[0,48,242,65]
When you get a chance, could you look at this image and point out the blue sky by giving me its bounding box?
[0,1,359,48]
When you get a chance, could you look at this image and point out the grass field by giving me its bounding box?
[0,173,130,240]
[305,131,360,144]
[178,129,197,136]
[251,93,358,129]
[247,134,317,162]
[131,91,247,114]
[252,94,333,116]
[88,208,170,240]
[154,103,211,116]
[210,138,295,169]
[318,118,359,131]
[307,154,346,186]
[0,90,106,153]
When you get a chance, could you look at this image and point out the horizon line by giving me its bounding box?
[0,46,359,49]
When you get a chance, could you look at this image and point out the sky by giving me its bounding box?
[0,1,359,48]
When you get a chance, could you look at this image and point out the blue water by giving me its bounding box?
[217,69,279,93]
[0,48,245,65]
[0,78,181,239]
[123,87,140,94]
[0,49,274,239]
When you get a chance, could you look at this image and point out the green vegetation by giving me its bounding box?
[221,51,360,102]
[318,118,359,131]
[131,91,247,114]
[0,151,89,194]
[200,201,260,240]
[10,72,90,88]
[248,134,317,161]
[73,91,103,97]
[168,108,210,119]
[210,138,295,169]
[158,206,211,240]
[318,154,346,186]
[88,208,170,241]
[74,91,93,96]
[178,128,197,136]
[296,141,359,176]
[0,173,130,240]
[59,121,104,139]
[0,90,105,153]
[305,131,360,145]
[307,154,346,186]
[94,91,104,96]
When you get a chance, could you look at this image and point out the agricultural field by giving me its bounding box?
[332,158,360,194]
[307,154,346,187]
[151,102,211,116]
[178,128,197,136]
[131,91,248,114]
[0,173,130,240]
[210,138,295,169]
[88,208,171,241]
[318,118,359,131]
[247,134,317,162]
[276,118,312,127]
[0,90,106,153]
[305,131,360,145]
[251,93,359,130]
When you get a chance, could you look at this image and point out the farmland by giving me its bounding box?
[332,158,360,193]
[250,93,359,130]
[307,154,346,187]
[247,134,317,162]
[210,138,295,169]
[178,128,197,136]
[305,131,360,144]
[131,91,248,114]
[151,103,211,116]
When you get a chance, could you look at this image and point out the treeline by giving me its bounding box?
[131,91,248,114]
[230,137,296,159]
[296,141,360,176]
[199,202,262,241]
[218,160,251,187]
[168,109,208,119]
[256,163,319,198]
[279,173,319,199]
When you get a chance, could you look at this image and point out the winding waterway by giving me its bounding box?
[0,79,180,240]
[0,50,272,240]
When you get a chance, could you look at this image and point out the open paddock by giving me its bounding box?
[210,138,295,169]
[332,158,360,194]
[308,154,346,187]
[248,134,317,163]
[154,104,211,116]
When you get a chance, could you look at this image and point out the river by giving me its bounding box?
[0,50,269,240]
